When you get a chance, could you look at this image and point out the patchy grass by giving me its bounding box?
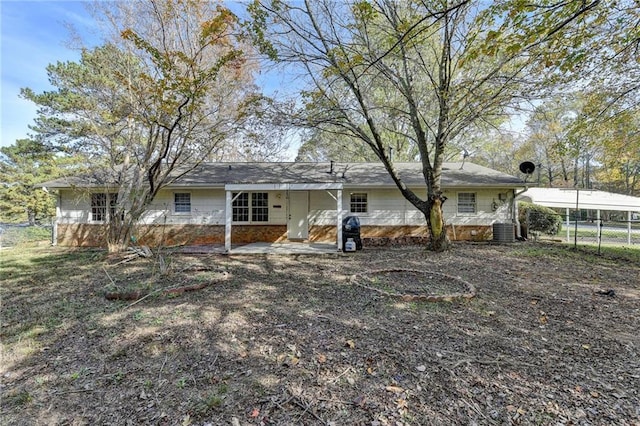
[1,242,639,425]
[0,225,51,247]
[515,241,640,264]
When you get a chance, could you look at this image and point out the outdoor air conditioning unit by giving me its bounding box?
[493,223,515,243]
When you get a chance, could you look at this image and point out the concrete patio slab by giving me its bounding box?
[229,242,340,255]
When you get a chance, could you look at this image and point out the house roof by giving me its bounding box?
[518,188,640,212]
[40,162,524,189]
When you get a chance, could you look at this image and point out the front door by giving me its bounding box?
[288,191,309,240]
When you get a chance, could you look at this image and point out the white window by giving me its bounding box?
[91,193,117,222]
[232,192,249,222]
[174,193,191,214]
[350,192,368,213]
[457,192,476,214]
[232,192,268,223]
[251,192,269,222]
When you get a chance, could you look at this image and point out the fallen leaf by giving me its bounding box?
[345,339,355,349]
[317,354,327,363]
[367,366,374,375]
[590,391,599,398]
[352,395,366,408]
[396,398,408,409]
[582,344,590,350]
[539,311,548,325]
[289,355,300,366]
[386,385,404,393]
[250,408,260,418]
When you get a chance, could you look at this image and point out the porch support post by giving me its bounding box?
[628,211,632,245]
[225,190,232,252]
[596,209,601,245]
[337,189,343,251]
[566,208,570,243]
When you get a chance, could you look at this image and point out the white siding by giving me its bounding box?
[140,189,288,225]
[443,188,513,225]
[270,191,287,224]
[309,187,513,226]
[310,188,428,226]
[58,190,91,224]
[57,186,513,226]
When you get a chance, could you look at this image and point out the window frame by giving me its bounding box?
[457,192,477,215]
[90,192,118,222]
[232,192,269,223]
[349,192,368,214]
[251,192,269,222]
[173,192,192,215]
[232,192,250,222]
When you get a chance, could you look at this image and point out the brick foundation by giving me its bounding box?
[57,224,288,247]
[57,224,108,247]
[57,223,493,247]
[309,224,492,244]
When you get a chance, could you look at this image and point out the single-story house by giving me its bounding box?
[40,162,525,249]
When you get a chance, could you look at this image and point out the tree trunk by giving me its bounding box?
[425,194,450,252]
[106,215,133,253]
[27,210,36,226]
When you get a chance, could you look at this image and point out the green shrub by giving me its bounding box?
[518,201,562,235]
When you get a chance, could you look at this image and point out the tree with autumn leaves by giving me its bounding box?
[249,0,632,251]
[23,0,264,251]
[15,0,640,251]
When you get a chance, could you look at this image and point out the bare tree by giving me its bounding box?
[250,0,601,251]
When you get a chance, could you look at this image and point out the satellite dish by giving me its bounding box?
[519,161,536,175]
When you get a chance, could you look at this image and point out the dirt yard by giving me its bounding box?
[1,242,639,425]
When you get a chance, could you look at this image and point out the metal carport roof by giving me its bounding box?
[518,188,640,212]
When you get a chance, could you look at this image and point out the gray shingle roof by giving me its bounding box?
[39,162,524,189]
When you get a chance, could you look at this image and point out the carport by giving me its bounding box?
[519,188,640,244]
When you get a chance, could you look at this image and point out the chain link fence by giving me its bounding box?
[0,224,53,248]
[524,209,640,247]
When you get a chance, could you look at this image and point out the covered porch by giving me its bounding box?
[224,183,345,252]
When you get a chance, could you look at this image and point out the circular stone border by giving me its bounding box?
[350,268,476,302]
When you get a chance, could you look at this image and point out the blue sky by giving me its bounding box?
[1,1,99,148]
[0,0,300,150]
